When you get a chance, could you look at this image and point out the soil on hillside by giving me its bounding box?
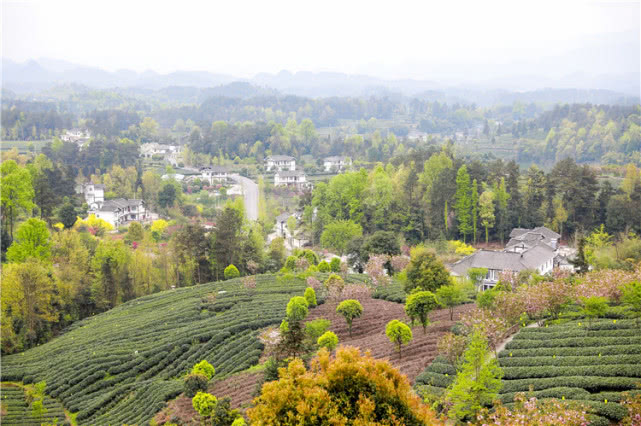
[154,297,473,424]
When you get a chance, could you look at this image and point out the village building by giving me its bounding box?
[505,226,560,253]
[87,199,148,228]
[199,166,231,184]
[265,155,296,172]
[61,128,91,144]
[274,170,307,187]
[323,156,352,172]
[449,244,556,291]
[75,183,105,207]
[139,143,180,159]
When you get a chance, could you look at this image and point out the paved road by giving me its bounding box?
[230,174,258,221]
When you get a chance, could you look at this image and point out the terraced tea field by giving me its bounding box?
[0,383,66,425]
[0,274,328,425]
[415,319,641,425]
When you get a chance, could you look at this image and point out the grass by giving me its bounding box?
[0,273,316,425]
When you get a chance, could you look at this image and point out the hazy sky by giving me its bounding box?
[2,0,639,79]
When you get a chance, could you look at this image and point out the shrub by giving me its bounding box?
[404,247,451,293]
[184,373,208,397]
[581,296,609,329]
[437,332,468,367]
[191,360,215,380]
[336,299,363,337]
[305,318,330,341]
[224,264,240,280]
[192,391,217,418]
[304,287,317,307]
[330,257,341,272]
[317,331,339,351]
[318,260,330,272]
[284,256,297,271]
[286,296,309,322]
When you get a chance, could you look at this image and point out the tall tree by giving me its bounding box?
[1,160,35,239]
[455,165,472,242]
[6,218,52,263]
[479,190,496,244]
[494,177,510,244]
[471,179,479,244]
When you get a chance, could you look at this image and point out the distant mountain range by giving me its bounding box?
[1,57,639,105]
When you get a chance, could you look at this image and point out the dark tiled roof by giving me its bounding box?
[97,198,144,212]
[276,170,305,177]
[450,246,554,277]
[267,155,295,161]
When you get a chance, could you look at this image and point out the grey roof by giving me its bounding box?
[324,156,350,162]
[509,226,559,240]
[276,170,305,177]
[267,155,295,161]
[96,198,144,212]
[200,166,230,172]
[450,246,555,277]
[276,212,291,223]
[507,226,560,250]
[509,228,530,238]
[93,184,106,189]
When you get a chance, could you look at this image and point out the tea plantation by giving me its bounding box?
[415,319,641,425]
[0,383,66,425]
[0,273,347,425]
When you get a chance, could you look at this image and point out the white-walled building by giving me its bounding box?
[75,183,105,208]
[200,166,230,184]
[140,143,180,159]
[265,155,296,172]
[323,156,352,172]
[61,128,91,144]
[275,170,307,187]
[88,199,148,228]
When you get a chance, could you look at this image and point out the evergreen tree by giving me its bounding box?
[471,179,479,244]
[455,165,472,242]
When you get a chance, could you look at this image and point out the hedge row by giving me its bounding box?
[513,328,640,340]
[502,364,641,380]
[505,336,641,350]
[499,344,641,358]
[501,376,641,393]
[498,354,641,368]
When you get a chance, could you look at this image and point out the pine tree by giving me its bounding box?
[472,179,479,244]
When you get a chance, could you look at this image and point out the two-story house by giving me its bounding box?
[75,183,105,208]
[274,170,307,187]
[265,155,296,172]
[505,226,560,253]
[88,199,148,228]
[323,156,352,172]
[200,166,230,184]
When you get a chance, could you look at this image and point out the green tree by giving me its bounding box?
[472,179,479,244]
[446,329,503,422]
[224,264,240,280]
[317,260,330,272]
[192,392,218,419]
[621,281,641,327]
[1,160,35,239]
[6,218,52,263]
[126,221,144,243]
[58,201,77,229]
[404,247,451,293]
[385,319,413,359]
[317,331,338,351]
[192,360,216,380]
[336,299,363,337]
[581,296,608,330]
[304,287,317,307]
[305,318,330,341]
[436,284,465,321]
[405,291,438,333]
[286,296,309,323]
[158,183,176,209]
[329,257,341,273]
[494,177,510,244]
[320,220,363,255]
[455,165,472,242]
[479,190,495,244]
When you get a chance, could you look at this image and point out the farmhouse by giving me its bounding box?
[323,156,352,172]
[75,182,105,207]
[265,155,296,172]
[61,128,91,144]
[87,199,149,228]
[505,226,560,253]
[139,143,180,159]
[199,166,230,184]
[274,170,307,187]
[450,244,555,291]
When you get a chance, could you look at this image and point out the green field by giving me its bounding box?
[0,273,348,425]
[0,383,67,425]
[415,319,641,425]
[1,140,50,154]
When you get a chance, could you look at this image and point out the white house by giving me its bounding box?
[275,170,307,187]
[61,128,91,144]
[200,166,230,184]
[88,199,148,228]
[449,245,556,291]
[323,156,352,172]
[140,143,180,159]
[75,183,105,207]
[265,155,296,172]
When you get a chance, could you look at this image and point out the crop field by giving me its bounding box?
[0,274,314,425]
[415,319,641,426]
[372,280,407,303]
[0,383,66,425]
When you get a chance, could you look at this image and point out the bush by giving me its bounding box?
[305,319,330,341]
[318,261,330,272]
[191,360,215,380]
[224,264,240,280]
[184,373,209,397]
[317,331,339,351]
[192,391,217,418]
[330,257,341,272]
[304,287,317,307]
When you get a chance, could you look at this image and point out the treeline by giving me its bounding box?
[1,102,74,140]
[304,148,641,250]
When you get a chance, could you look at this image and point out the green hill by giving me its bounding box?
[0,273,336,425]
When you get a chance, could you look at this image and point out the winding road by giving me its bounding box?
[230,174,258,221]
